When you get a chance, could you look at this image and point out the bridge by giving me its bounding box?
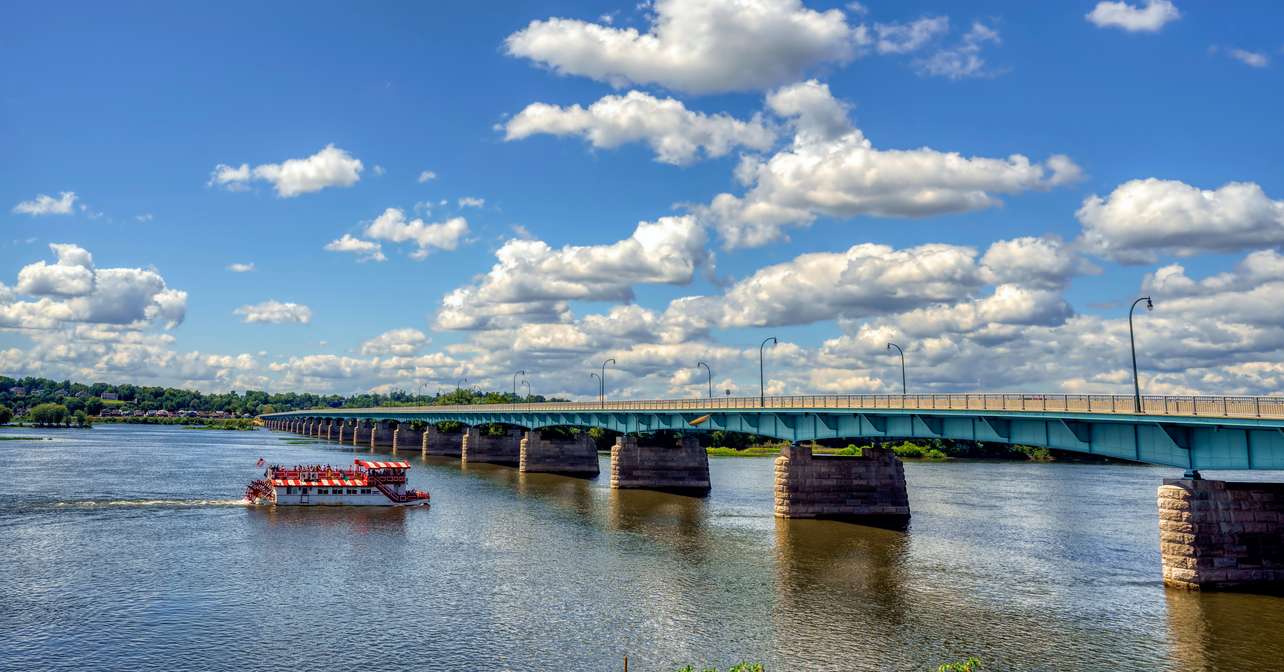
[261,392,1284,592]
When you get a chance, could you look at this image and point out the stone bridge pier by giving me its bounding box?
[423,425,462,457]
[372,420,396,448]
[394,423,423,453]
[462,427,523,466]
[520,430,600,476]
[1158,479,1284,591]
[353,420,372,446]
[773,444,910,529]
[610,434,710,495]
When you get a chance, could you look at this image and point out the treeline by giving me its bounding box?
[0,376,562,420]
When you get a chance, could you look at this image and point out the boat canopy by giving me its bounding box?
[354,459,410,470]
[272,478,368,487]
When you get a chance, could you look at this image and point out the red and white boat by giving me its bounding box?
[245,459,430,506]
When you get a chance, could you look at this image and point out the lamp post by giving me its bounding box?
[456,377,467,390]
[512,370,526,397]
[1129,296,1153,414]
[887,342,906,395]
[520,379,530,400]
[601,358,615,409]
[697,361,712,399]
[759,337,777,408]
[590,372,602,406]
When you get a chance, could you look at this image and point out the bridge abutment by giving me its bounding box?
[520,430,600,476]
[773,444,910,529]
[461,427,523,466]
[610,435,710,495]
[1158,478,1284,592]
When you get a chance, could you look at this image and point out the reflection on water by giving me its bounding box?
[2,425,1284,672]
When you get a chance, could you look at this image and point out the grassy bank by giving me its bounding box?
[93,416,258,431]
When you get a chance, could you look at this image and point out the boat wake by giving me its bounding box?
[52,498,250,509]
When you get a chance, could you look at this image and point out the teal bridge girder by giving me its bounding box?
[264,393,1284,471]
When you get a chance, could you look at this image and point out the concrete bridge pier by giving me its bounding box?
[337,420,347,444]
[323,419,334,441]
[461,427,523,466]
[773,444,910,529]
[394,424,423,453]
[354,420,371,446]
[1159,479,1284,591]
[610,434,710,495]
[301,418,313,436]
[520,430,600,476]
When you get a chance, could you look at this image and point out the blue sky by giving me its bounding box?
[3,0,1283,399]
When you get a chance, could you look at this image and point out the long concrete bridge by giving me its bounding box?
[262,392,1284,592]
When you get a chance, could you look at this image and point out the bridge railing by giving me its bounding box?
[300,393,1284,420]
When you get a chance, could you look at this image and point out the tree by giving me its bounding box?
[0,404,12,425]
[30,403,69,427]
[73,410,90,428]
[85,397,105,416]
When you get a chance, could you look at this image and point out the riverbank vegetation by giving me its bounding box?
[93,416,256,430]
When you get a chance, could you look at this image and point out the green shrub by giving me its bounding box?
[0,404,12,425]
[938,657,981,672]
[891,443,925,459]
[29,403,69,427]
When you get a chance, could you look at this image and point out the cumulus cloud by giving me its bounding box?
[13,191,77,215]
[435,215,709,330]
[915,22,1001,80]
[209,144,363,197]
[1086,0,1180,33]
[363,208,469,259]
[503,91,776,165]
[706,80,1081,248]
[504,0,867,94]
[1076,178,1284,263]
[874,16,948,54]
[1228,48,1269,68]
[360,328,429,356]
[0,243,186,331]
[324,235,386,262]
[226,262,255,273]
[234,300,312,324]
[457,197,485,209]
[418,170,437,183]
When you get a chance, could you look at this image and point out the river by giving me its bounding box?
[1,424,1281,671]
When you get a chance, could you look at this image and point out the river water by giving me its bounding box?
[1,424,1281,671]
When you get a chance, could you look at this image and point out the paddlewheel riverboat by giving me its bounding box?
[245,459,430,506]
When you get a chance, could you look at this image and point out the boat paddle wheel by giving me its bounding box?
[245,478,276,504]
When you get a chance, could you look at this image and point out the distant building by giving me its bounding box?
[101,392,119,401]
[9,387,26,396]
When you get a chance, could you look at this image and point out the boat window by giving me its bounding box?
[348,489,357,494]
[361,489,371,494]
[318,489,328,495]
[286,487,294,495]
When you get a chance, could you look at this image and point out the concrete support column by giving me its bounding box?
[324,419,334,441]
[373,421,396,448]
[773,444,910,529]
[461,427,523,466]
[302,418,313,436]
[520,430,600,476]
[1159,479,1284,591]
[423,426,461,457]
[337,421,347,444]
[354,420,371,446]
[610,434,710,495]
[394,424,424,453]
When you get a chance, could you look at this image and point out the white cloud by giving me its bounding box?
[979,236,1096,290]
[234,300,312,325]
[418,170,437,183]
[1228,48,1269,68]
[458,197,485,209]
[503,90,776,165]
[707,80,1081,248]
[324,234,386,262]
[436,215,709,331]
[13,191,77,215]
[1076,178,1284,263]
[226,262,255,273]
[1086,0,1180,33]
[363,208,469,259]
[135,213,154,223]
[915,22,1001,80]
[209,144,363,197]
[874,16,948,54]
[372,164,386,176]
[504,0,867,94]
[360,328,429,356]
[0,243,186,331]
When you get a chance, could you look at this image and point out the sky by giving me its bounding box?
[3,0,1283,400]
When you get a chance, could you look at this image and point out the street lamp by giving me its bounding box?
[512,370,526,397]
[759,336,777,408]
[456,377,468,390]
[520,379,530,400]
[1129,296,1153,414]
[887,342,906,395]
[590,372,602,406]
[697,361,712,399]
[601,358,615,409]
